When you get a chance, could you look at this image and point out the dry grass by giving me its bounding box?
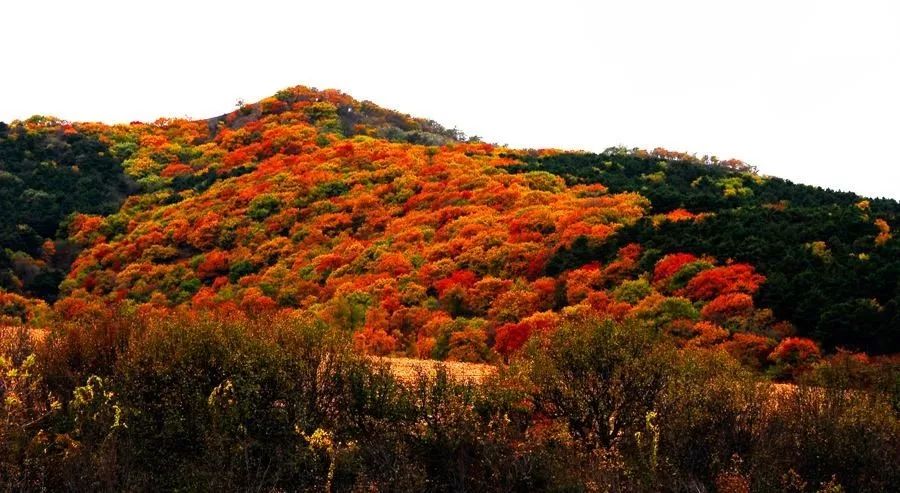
[0,325,813,400]
[375,357,810,402]
[373,357,498,385]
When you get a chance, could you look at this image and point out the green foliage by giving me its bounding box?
[247,194,282,220]
[522,171,565,192]
[522,317,674,451]
[513,151,900,354]
[171,165,254,194]
[636,296,700,328]
[668,260,714,291]
[612,279,653,304]
[0,123,132,299]
[228,259,257,282]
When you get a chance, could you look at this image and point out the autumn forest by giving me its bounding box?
[1,86,897,492]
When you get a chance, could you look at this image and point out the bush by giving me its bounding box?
[247,194,282,220]
[521,316,675,453]
[2,309,898,491]
[655,349,767,488]
[753,385,899,492]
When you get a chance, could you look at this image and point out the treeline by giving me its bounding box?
[509,148,899,215]
[511,151,900,354]
[1,311,897,491]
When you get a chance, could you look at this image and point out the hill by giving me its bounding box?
[510,150,900,354]
[1,85,898,491]
[0,85,896,369]
[0,118,133,300]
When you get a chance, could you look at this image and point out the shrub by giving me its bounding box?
[247,194,282,220]
[521,316,675,452]
[2,309,897,491]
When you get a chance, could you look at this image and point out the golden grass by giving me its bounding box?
[375,357,810,403]
[373,357,498,385]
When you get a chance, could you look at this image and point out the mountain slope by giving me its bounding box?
[0,118,133,300]
[510,150,900,353]
[1,85,897,366]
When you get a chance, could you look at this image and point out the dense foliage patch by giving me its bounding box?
[0,119,132,299]
[511,150,899,353]
[1,85,896,364]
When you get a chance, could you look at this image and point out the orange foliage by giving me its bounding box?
[723,333,776,369]
[875,218,891,245]
[688,321,730,347]
[0,290,49,325]
[665,208,696,222]
[196,250,230,280]
[354,326,398,356]
[51,85,799,367]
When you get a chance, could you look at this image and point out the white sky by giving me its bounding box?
[2,1,898,199]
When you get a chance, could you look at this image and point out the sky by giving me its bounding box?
[2,1,898,199]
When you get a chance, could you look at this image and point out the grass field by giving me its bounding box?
[373,357,498,385]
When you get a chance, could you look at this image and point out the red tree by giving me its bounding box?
[683,264,765,300]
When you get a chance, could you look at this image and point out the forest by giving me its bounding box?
[1,86,897,491]
[509,150,900,354]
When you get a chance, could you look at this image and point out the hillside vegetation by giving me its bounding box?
[510,150,899,354]
[0,86,898,491]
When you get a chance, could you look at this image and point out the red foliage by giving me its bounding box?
[354,326,398,356]
[665,208,696,222]
[239,288,277,314]
[197,251,230,280]
[434,270,478,297]
[700,293,754,321]
[494,312,560,357]
[161,163,192,177]
[723,333,776,369]
[53,296,104,320]
[769,337,821,367]
[191,287,218,309]
[682,264,765,300]
[376,253,413,276]
[584,291,632,321]
[653,253,697,283]
[187,212,223,250]
[494,323,530,356]
[601,243,641,283]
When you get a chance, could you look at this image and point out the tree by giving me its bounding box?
[768,337,821,379]
[653,253,697,284]
[494,311,559,357]
[196,250,230,280]
[353,326,397,356]
[700,293,754,322]
[682,264,765,301]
